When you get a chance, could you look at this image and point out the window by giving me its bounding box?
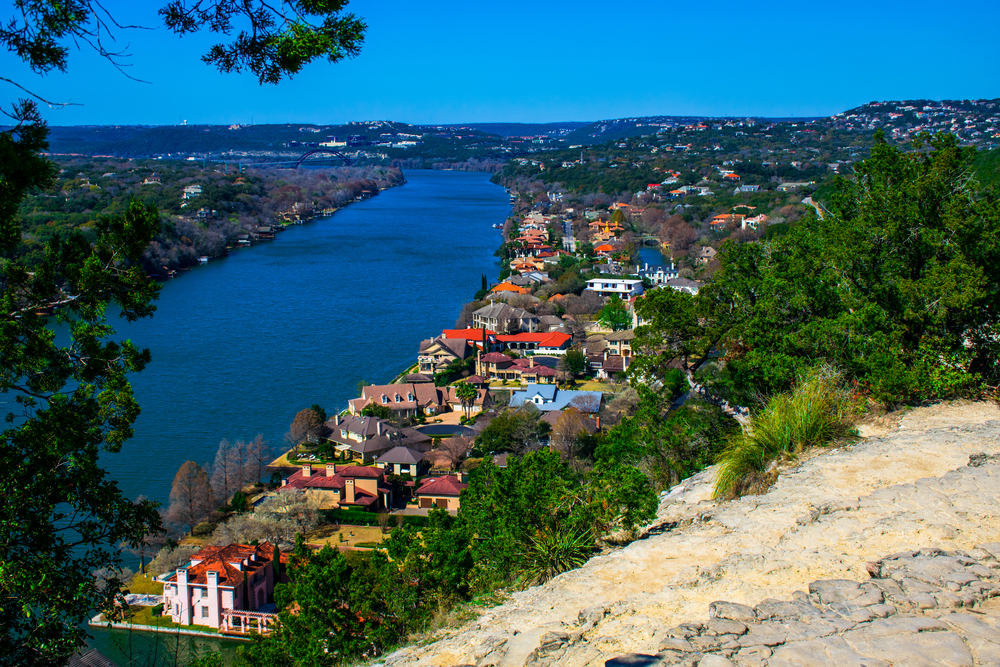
[201,606,209,618]
[381,396,388,404]
[394,394,401,403]
[408,394,414,402]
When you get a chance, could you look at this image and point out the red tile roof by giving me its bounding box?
[166,543,276,587]
[416,475,467,497]
[496,332,571,348]
[443,328,496,340]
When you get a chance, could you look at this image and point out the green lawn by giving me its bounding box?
[101,606,219,634]
[128,572,164,595]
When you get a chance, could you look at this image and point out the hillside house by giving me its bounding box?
[472,303,540,334]
[281,464,392,509]
[162,543,280,631]
[417,336,473,374]
[509,384,603,414]
[323,414,431,463]
[414,475,467,511]
[475,352,558,384]
[584,279,644,299]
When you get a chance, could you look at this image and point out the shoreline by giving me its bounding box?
[88,614,249,642]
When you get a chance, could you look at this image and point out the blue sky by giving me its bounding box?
[2,0,998,126]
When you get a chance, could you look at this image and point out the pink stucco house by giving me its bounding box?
[162,542,282,632]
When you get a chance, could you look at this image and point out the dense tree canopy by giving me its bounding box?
[634,133,1000,405]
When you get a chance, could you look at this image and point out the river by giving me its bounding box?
[87,169,508,663]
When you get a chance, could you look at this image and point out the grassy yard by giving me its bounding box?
[304,524,389,549]
[99,606,219,634]
[128,573,164,595]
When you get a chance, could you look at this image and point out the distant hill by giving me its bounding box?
[448,122,590,137]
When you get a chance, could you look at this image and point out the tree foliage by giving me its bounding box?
[0,102,165,662]
[2,1,365,86]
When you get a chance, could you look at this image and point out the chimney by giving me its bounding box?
[530,356,534,368]
[334,415,340,426]
[377,422,383,436]
[596,416,601,430]
[302,464,312,478]
[326,464,336,477]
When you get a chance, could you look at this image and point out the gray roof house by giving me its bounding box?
[509,384,603,414]
[472,303,540,334]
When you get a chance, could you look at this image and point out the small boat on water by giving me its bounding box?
[198,256,209,264]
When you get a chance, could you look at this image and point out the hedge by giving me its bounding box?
[319,509,430,529]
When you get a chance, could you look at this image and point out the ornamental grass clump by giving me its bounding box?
[519,527,594,587]
[713,366,856,499]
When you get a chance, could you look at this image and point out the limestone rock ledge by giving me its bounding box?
[377,402,1000,667]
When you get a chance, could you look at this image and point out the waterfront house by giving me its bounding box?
[414,475,467,511]
[162,543,281,631]
[588,351,629,380]
[417,335,473,374]
[323,414,431,462]
[472,303,539,334]
[281,464,392,509]
[663,277,703,295]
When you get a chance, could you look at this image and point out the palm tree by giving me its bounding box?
[454,381,478,420]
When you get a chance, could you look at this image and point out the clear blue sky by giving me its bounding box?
[3,0,998,126]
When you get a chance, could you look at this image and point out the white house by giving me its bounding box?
[182,185,203,200]
[584,278,644,299]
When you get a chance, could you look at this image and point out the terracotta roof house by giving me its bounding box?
[323,414,431,462]
[475,352,558,384]
[415,475,467,511]
[442,328,497,351]
[281,464,392,509]
[492,282,530,295]
[375,446,427,476]
[163,542,281,630]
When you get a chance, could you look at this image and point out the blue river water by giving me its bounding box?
[87,169,507,663]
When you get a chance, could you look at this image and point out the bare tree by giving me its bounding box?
[166,461,214,534]
[246,434,271,485]
[434,436,472,470]
[211,438,238,502]
[551,409,596,462]
[231,438,250,491]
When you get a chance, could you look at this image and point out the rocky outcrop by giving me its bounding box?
[604,545,1000,666]
[378,402,1000,667]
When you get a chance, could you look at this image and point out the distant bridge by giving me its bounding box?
[292,149,352,167]
[635,234,663,246]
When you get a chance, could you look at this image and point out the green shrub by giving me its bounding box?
[151,603,164,616]
[713,366,856,500]
[192,521,216,537]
